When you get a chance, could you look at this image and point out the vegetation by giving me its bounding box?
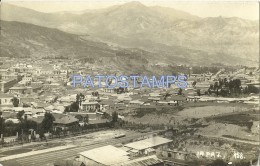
[244,85,260,94]
[206,159,252,166]
[40,113,55,134]
[75,114,89,124]
[208,78,243,96]
[207,159,226,166]
[16,111,25,121]
[64,93,85,112]
[11,97,19,107]
[112,111,118,123]
[0,112,4,136]
[76,93,85,104]
[178,88,183,95]
[64,102,79,112]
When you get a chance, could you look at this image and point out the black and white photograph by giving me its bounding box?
[0,0,259,165]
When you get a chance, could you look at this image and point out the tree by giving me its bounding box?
[197,89,201,96]
[76,94,80,102]
[23,103,31,107]
[75,115,83,122]
[92,91,99,97]
[102,112,110,119]
[64,102,79,112]
[0,112,4,136]
[178,88,183,95]
[246,121,254,131]
[112,111,118,123]
[234,160,251,166]
[247,85,259,94]
[18,119,37,135]
[213,82,219,90]
[70,102,79,112]
[192,81,197,88]
[208,159,226,166]
[64,106,70,113]
[83,115,89,124]
[76,93,85,107]
[17,110,25,121]
[41,113,55,133]
[11,97,19,107]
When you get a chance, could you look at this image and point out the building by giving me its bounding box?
[9,86,32,94]
[129,100,144,107]
[124,136,173,156]
[102,88,115,93]
[0,79,18,92]
[0,93,13,106]
[162,149,189,161]
[81,101,100,112]
[187,96,200,102]
[1,73,22,81]
[171,96,186,105]
[78,145,129,166]
[53,115,79,131]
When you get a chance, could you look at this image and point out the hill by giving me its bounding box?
[1,2,259,66]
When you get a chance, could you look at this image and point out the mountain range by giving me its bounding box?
[1,2,259,66]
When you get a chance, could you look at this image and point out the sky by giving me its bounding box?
[3,0,259,20]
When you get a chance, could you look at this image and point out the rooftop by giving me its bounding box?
[124,136,172,150]
[79,145,129,165]
[54,115,78,125]
[0,93,14,98]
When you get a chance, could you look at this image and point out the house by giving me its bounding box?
[58,95,76,104]
[171,96,186,105]
[0,93,13,106]
[43,82,61,89]
[22,76,33,82]
[0,79,18,92]
[9,86,31,94]
[1,73,22,81]
[2,136,18,144]
[148,97,160,103]
[124,136,173,156]
[31,85,43,93]
[31,102,50,109]
[53,115,79,131]
[87,118,110,129]
[19,95,37,104]
[102,88,115,93]
[149,93,161,97]
[78,145,129,166]
[99,99,114,111]
[81,101,100,112]
[156,100,178,106]
[187,96,200,102]
[162,149,189,161]
[129,100,144,107]
[31,81,44,86]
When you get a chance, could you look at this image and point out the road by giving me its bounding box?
[1,131,158,166]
